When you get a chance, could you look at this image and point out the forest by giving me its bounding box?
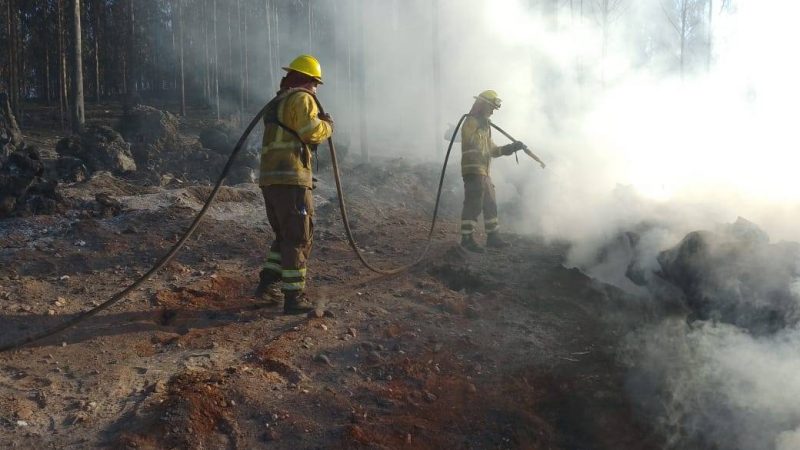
[2,0,731,141]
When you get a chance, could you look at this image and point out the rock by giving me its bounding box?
[55,125,136,175]
[263,429,280,442]
[307,308,325,319]
[153,380,168,394]
[658,220,800,334]
[94,192,123,217]
[15,420,29,427]
[366,351,382,364]
[347,327,357,338]
[314,354,333,366]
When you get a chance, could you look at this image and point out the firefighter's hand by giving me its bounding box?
[319,112,334,126]
[502,141,525,155]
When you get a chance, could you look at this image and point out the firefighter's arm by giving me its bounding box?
[291,93,333,144]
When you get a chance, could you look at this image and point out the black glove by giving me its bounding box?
[501,141,525,155]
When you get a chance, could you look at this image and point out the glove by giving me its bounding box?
[318,112,334,126]
[501,141,525,155]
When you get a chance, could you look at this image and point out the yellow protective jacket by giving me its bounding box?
[259,89,333,188]
[460,115,502,176]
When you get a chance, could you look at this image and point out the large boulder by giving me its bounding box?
[55,125,136,175]
[657,217,800,334]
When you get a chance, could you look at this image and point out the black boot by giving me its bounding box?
[254,269,282,305]
[283,290,315,314]
[460,234,485,253]
[486,232,510,249]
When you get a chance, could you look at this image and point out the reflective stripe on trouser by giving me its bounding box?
[461,220,478,235]
[461,174,498,235]
[485,217,499,234]
[263,250,282,274]
[281,268,307,291]
[261,185,314,293]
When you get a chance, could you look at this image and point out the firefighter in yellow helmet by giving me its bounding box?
[254,54,334,314]
[459,90,525,253]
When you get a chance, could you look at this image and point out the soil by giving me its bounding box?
[0,102,662,449]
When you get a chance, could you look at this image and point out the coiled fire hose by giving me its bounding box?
[0,99,468,352]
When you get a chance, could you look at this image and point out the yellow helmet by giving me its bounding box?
[282,54,323,84]
[474,90,502,109]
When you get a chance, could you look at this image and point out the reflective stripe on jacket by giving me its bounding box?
[460,115,502,176]
[259,90,333,188]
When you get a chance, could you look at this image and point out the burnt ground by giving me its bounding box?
[0,102,662,449]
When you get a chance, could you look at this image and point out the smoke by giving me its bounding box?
[180,2,800,447]
[623,320,800,450]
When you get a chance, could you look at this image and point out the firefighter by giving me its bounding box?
[254,54,334,314]
[459,90,525,253]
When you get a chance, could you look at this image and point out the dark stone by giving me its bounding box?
[657,220,800,334]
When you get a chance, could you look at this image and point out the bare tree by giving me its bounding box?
[92,0,101,102]
[662,0,704,79]
[58,0,68,128]
[71,0,85,132]
[431,0,442,155]
[213,0,220,119]
[178,0,185,116]
[592,0,625,85]
[706,0,734,71]
[264,0,275,90]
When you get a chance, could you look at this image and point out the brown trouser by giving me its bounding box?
[461,174,499,236]
[261,185,314,292]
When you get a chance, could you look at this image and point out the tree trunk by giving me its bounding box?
[431,0,442,155]
[178,0,186,116]
[307,0,312,52]
[242,1,249,109]
[127,0,135,94]
[357,0,367,160]
[227,4,232,118]
[707,0,713,72]
[57,0,67,128]
[203,0,210,101]
[273,1,280,72]
[93,0,101,101]
[213,0,220,119]
[45,46,51,106]
[7,0,19,119]
[71,0,85,133]
[265,0,275,90]
[680,0,687,80]
[0,92,23,147]
[236,0,243,117]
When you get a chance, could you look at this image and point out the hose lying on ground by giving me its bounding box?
[0,99,467,352]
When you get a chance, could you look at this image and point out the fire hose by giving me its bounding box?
[0,99,538,353]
